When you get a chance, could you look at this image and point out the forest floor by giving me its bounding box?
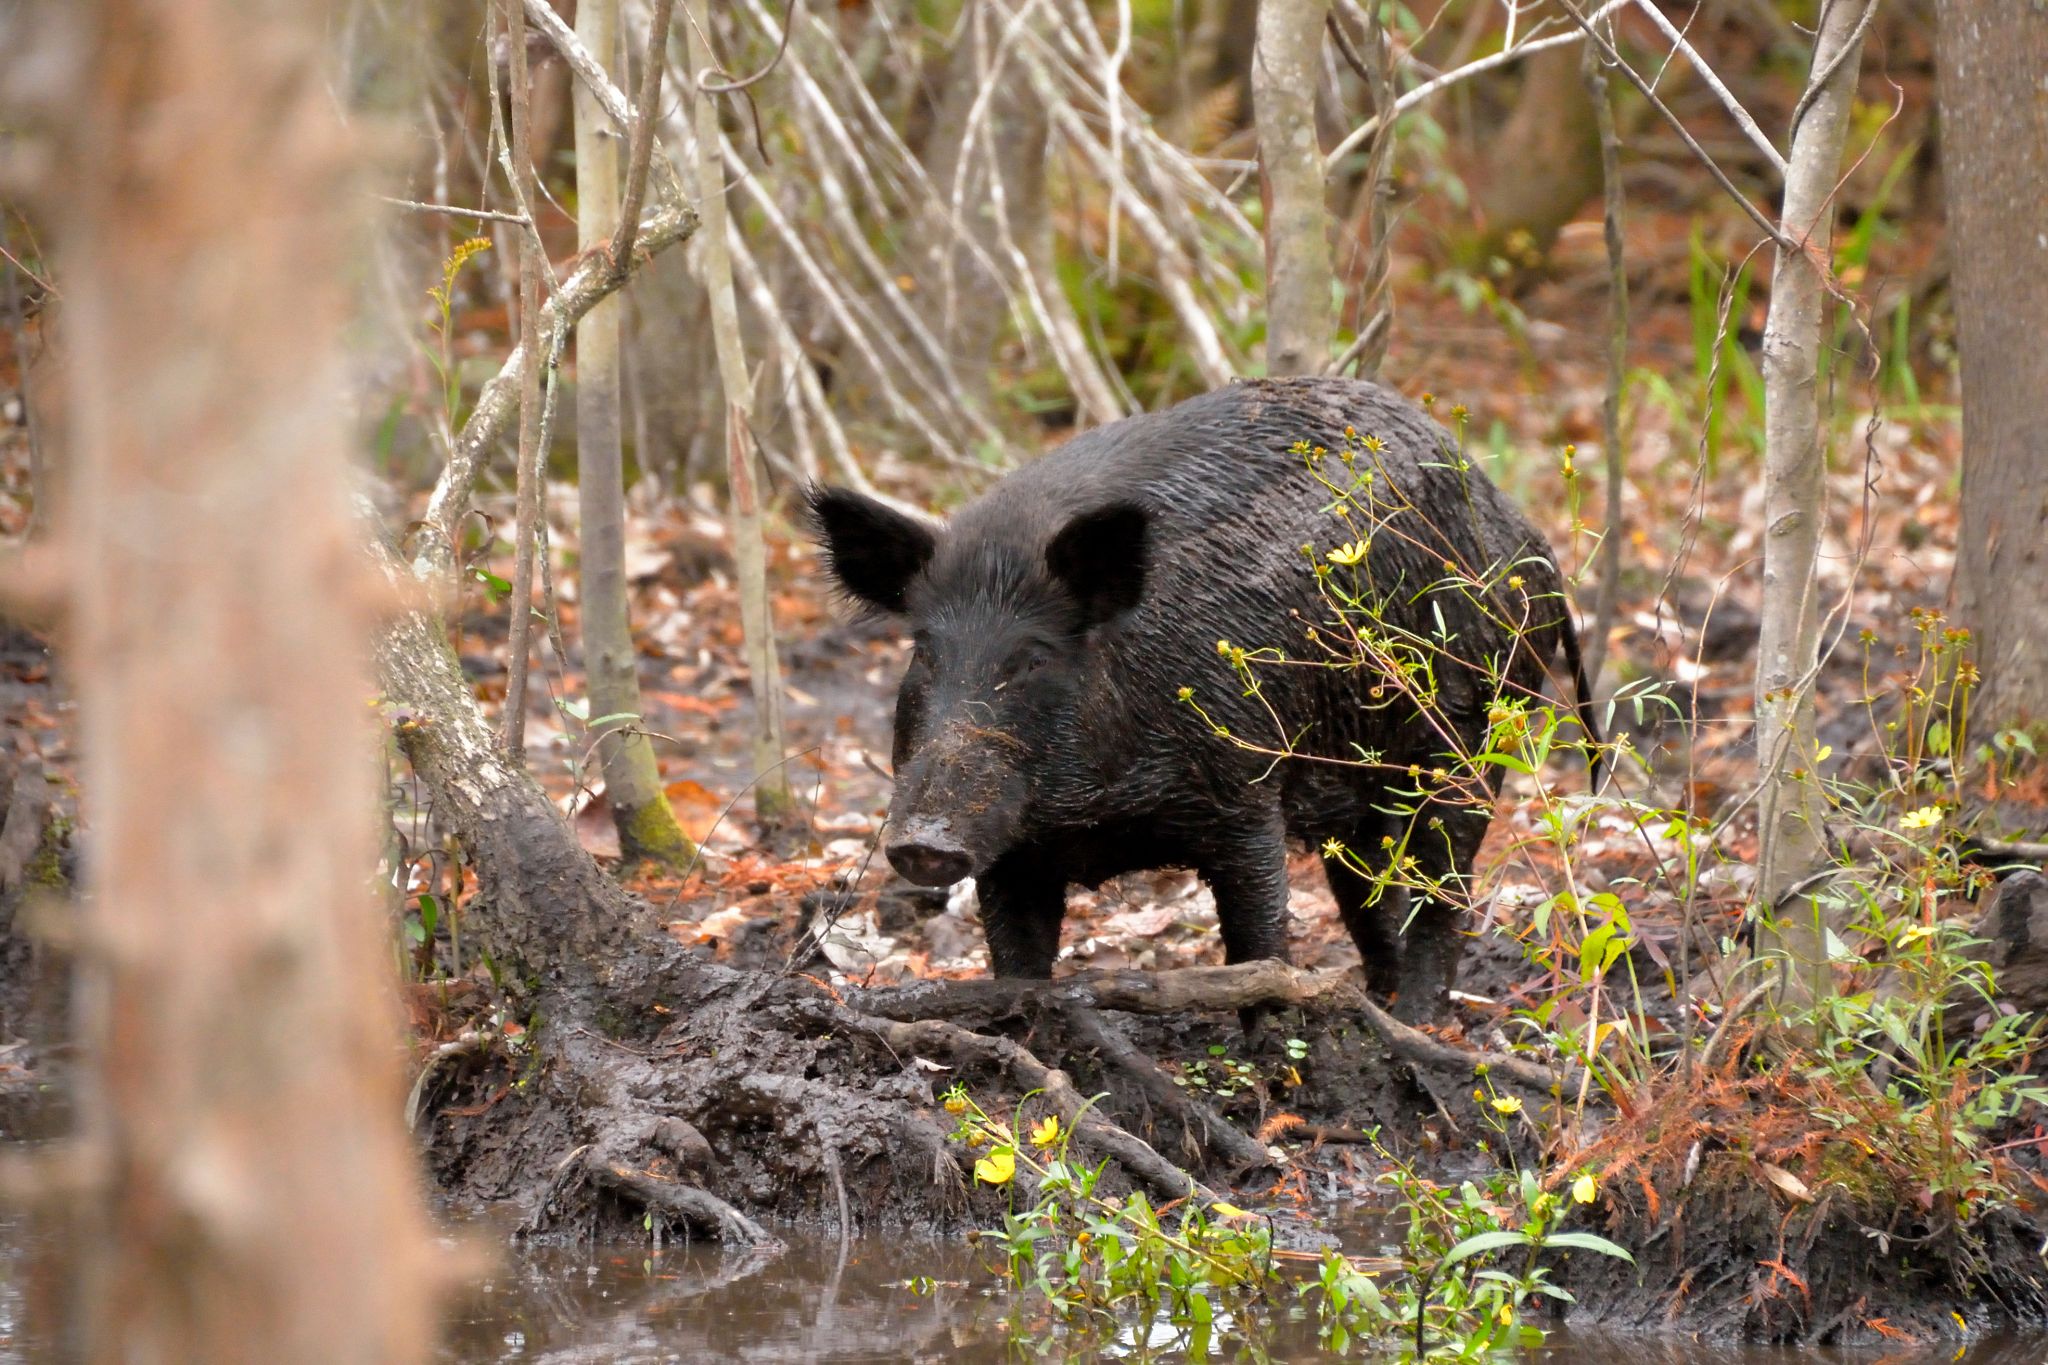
[9,199,2048,1348]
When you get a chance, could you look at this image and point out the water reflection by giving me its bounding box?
[437,1229,2043,1365]
[2,1213,2041,1363]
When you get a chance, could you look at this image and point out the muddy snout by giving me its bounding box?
[886,816,974,887]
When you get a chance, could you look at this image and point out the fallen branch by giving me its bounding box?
[1974,837,2048,863]
[852,960,1360,1022]
[853,962,1586,1097]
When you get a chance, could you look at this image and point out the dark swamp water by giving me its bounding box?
[5,1215,2047,1363]
[432,1230,2048,1364]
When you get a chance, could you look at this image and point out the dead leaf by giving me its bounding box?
[663,778,726,842]
[1757,1160,1814,1203]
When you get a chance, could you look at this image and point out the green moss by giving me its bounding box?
[25,815,71,892]
[617,794,697,871]
[1807,1140,1905,1206]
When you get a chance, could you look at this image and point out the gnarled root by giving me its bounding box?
[824,1002,1220,1205]
[585,1156,780,1249]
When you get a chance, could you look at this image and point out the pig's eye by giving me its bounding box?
[996,647,1052,688]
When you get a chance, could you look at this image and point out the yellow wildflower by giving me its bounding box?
[1490,1095,1523,1115]
[1571,1172,1598,1205]
[1901,806,1944,831]
[1030,1115,1060,1148]
[974,1148,1017,1185]
[1326,541,1369,567]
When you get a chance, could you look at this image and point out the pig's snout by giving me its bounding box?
[887,817,973,887]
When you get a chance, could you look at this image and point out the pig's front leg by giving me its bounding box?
[976,853,1068,979]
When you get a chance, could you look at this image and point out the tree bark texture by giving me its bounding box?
[1755,0,1870,1002]
[575,0,696,866]
[686,0,796,827]
[49,0,436,1356]
[1938,0,2048,732]
[1254,0,1334,376]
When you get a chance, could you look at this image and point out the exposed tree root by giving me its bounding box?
[825,1004,1220,1205]
[0,752,50,902]
[1057,1002,1276,1174]
[585,1157,780,1249]
[854,962,1586,1097]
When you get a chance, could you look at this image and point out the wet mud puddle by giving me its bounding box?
[434,1230,2048,1365]
[2,1215,2042,1362]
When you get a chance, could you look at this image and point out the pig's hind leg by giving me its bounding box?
[1389,799,1491,1022]
[1320,815,1406,1001]
[1193,805,1296,1040]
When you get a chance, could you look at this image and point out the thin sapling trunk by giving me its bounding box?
[684,0,796,830]
[576,0,696,867]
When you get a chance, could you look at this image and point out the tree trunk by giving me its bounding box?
[500,0,546,757]
[1254,0,1334,376]
[576,0,696,867]
[47,0,435,1355]
[1473,42,1603,265]
[1756,1,1870,1005]
[685,0,796,829]
[1939,0,2048,733]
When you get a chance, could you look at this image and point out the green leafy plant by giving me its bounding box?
[1305,1136,1630,1361]
[1788,612,2048,1209]
[940,1084,1629,1361]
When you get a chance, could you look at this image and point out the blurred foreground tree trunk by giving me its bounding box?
[47,0,436,1357]
[576,0,696,866]
[1755,1,1869,1006]
[1254,0,1334,375]
[1938,0,2048,734]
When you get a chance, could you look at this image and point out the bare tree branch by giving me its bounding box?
[1580,21,1629,688]
[1630,0,1788,176]
[1324,1,1631,171]
[521,0,686,204]
[416,202,700,580]
[612,0,678,275]
[377,195,531,226]
[1555,0,1791,248]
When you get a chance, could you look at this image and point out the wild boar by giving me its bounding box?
[807,376,1595,1020]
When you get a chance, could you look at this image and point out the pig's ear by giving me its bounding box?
[804,485,938,615]
[1047,502,1149,629]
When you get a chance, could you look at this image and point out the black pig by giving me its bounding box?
[807,377,1596,1020]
